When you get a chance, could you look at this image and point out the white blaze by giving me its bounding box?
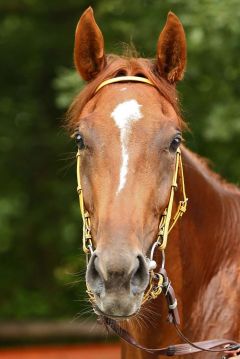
[111,99,143,194]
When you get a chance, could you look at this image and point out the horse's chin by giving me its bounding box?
[93,303,140,322]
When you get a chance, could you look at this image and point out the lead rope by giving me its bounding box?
[103,315,240,357]
[102,270,240,357]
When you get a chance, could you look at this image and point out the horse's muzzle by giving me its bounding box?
[86,251,149,317]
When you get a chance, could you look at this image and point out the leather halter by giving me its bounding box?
[75,76,239,357]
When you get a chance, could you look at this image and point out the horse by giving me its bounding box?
[67,7,240,359]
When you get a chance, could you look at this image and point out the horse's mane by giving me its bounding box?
[66,47,186,131]
[184,148,240,194]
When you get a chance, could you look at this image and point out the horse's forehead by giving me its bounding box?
[80,84,179,135]
[93,84,178,124]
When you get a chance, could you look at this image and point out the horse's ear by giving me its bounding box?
[74,7,106,81]
[156,12,186,83]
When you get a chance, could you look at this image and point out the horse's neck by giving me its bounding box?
[157,146,239,311]
[180,147,240,265]
[172,147,240,337]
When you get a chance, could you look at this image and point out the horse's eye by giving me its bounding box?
[75,133,85,150]
[169,135,182,152]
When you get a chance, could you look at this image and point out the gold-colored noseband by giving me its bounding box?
[75,76,188,303]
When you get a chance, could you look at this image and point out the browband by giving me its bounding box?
[95,76,155,93]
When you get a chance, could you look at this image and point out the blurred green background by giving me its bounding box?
[0,0,239,322]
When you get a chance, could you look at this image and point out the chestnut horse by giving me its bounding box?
[67,7,240,359]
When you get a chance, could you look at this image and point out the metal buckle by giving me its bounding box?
[221,344,240,359]
[224,344,240,351]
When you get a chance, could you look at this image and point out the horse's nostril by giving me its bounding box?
[87,253,149,298]
[86,254,104,296]
[130,255,149,295]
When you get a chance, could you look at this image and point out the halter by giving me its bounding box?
[76,75,188,303]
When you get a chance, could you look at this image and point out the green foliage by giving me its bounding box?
[0,0,239,320]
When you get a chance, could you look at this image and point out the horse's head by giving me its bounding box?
[68,7,187,319]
